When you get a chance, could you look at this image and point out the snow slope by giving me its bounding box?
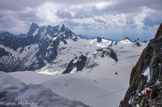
[9,71,61,84]
[9,39,148,107]
[0,71,24,86]
[0,72,88,107]
[43,74,107,101]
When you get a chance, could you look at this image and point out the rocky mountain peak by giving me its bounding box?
[27,22,39,36]
[97,37,102,43]
[123,37,132,42]
[60,24,66,32]
[31,22,39,28]
[26,23,78,42]
[29,22,39,31]
[134,38,140,42]
[155,23,162,38]
[0,22,79,72]
[133,39,141,47]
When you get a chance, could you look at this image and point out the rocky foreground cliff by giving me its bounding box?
[120,23,162,107]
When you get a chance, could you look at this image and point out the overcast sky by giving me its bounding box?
[0,0,162,40]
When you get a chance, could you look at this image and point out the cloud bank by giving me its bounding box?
[0,0,162,40]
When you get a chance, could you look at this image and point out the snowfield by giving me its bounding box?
[39,38,112,73]
[8,38,148,107]
[0,72,88,107]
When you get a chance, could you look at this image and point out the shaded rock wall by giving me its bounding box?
[120,23,162,107]
[63,55,87,74]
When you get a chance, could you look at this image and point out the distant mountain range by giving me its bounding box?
[78,34,115,41]
[0,22,155,107]
[0,22,78,72]
[0,22,147,72]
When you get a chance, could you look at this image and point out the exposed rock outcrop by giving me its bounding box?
[96,48,118,62]
[120,23,162,107]
[63,48,118,74]
[123,37,132,42]
[63,55,87,74]
[97,37,102,43]
[133,39,141,47]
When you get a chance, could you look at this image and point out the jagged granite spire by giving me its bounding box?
[60,24,66,32]
[31,22,39,28]
[27,22,39,36]
[0,22,79,72]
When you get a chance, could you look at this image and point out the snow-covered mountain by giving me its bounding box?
[0,22,78,72]
[0,22,147,74]
[0,22,150,107]
[7,33,148,107]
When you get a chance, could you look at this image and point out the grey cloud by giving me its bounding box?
[56,8,96,19]
[125,16,137,28]
[48,0,102,5]
[16,10,43,22]
[0,19,17,28]
[63,19,97,30]
[0,11,17,27]
[0,0,46,11]
[0,0,103,12]
[57,10,77,19]
[56,0,162,21]
[0,0,161,13]
[0,0,161,37]
[63,20,80,27]
[104,0,162,13]
[55,0,161,31]
[0,10,43,32]
[94,18,106,24]
[143,11,162,27]
[143,26,149,30]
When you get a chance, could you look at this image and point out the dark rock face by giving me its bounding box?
[97,48,118,62]
[134,40,141,47]
[63,55,87,74]
[120,23,162,107]
[27,22,39,37]
[97,37,102,43]
[0,23,78,72]
[109,49,118,62]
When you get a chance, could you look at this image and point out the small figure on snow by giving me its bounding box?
[115,72,118,75]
